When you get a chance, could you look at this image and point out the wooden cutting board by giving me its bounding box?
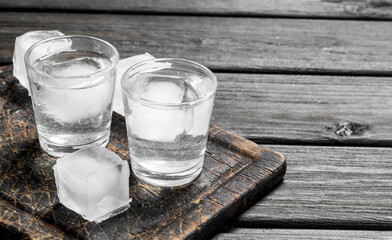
[0,65,286,240]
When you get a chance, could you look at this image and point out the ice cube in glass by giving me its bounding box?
[121,58,217,187]
[53,144,131,223]
[25,35,119,157]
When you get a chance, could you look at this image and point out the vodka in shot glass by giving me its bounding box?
[121,58,217,187]
[25,35,119,157]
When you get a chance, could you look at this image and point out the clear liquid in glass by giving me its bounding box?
[123,70,214,187]
[30,51,115,156]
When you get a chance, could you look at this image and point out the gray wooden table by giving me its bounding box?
[1,1,392,239]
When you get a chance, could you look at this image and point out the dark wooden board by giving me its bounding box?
[0,65,286,239]
[0,199,76,240]
[213,228,392,240]
[231,144,392,230]
[1,0,392,19]
[1,13,392,75]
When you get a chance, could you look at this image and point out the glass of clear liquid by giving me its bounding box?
[25,35,119,157]
[121,58,217,187]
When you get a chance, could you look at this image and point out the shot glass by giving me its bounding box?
[25,35,119,157]
[121,58,217,187]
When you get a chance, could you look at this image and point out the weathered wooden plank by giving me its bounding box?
[213,228,392,240]
[2,63,391,234]
[214,73,392,146]
[2,65,392,146]
[231,144,392,230]
[0,200,75,240]
[0,65,286,239]
[1,12,392,74]
[1,0,392,19]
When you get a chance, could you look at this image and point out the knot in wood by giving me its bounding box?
[366,0,392,8]
[333,120,369,137]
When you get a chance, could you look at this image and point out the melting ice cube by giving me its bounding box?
[141,77,185,103]
[36,76,112,124]
[128,103,192,142]
[53,144,131,223]
[33,54,113,123]
[113,53,155,116]
[12,30,155,115]
[12,30,64,93]
[128,77,195,142]
[188,98,214,136]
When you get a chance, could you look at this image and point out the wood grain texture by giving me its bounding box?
[1,0,392,19]
[232,144,392,230]
[0,65,286,239]
[3,65,392,146]
[214,73,392,146]
[213,228,392,240]
[0,200,75,240]
[1,12,392,75]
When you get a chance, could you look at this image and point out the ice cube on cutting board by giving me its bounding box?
[53,144,131,223]
[13,30,64,93]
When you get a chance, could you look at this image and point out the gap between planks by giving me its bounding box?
[1,0,392,20]
[2,12,392,75]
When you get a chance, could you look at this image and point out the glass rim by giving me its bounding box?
[121,58,217,107]
[24,35,119,80]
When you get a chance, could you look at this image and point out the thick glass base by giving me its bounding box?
[38,131,110,157]
[131,159,203,187]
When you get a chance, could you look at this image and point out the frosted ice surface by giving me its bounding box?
[39,78,111,123]
[12,30,154,115]
[129,80,194,142]
[187,75,214,136]
[45,57,101,77]
[129,104,191,142]
[37,55,113,123]
[141,79,185,103]
[13,30,64,93]
[53,144,131,223]
[188,99,213,136]
[113,53,155,116]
